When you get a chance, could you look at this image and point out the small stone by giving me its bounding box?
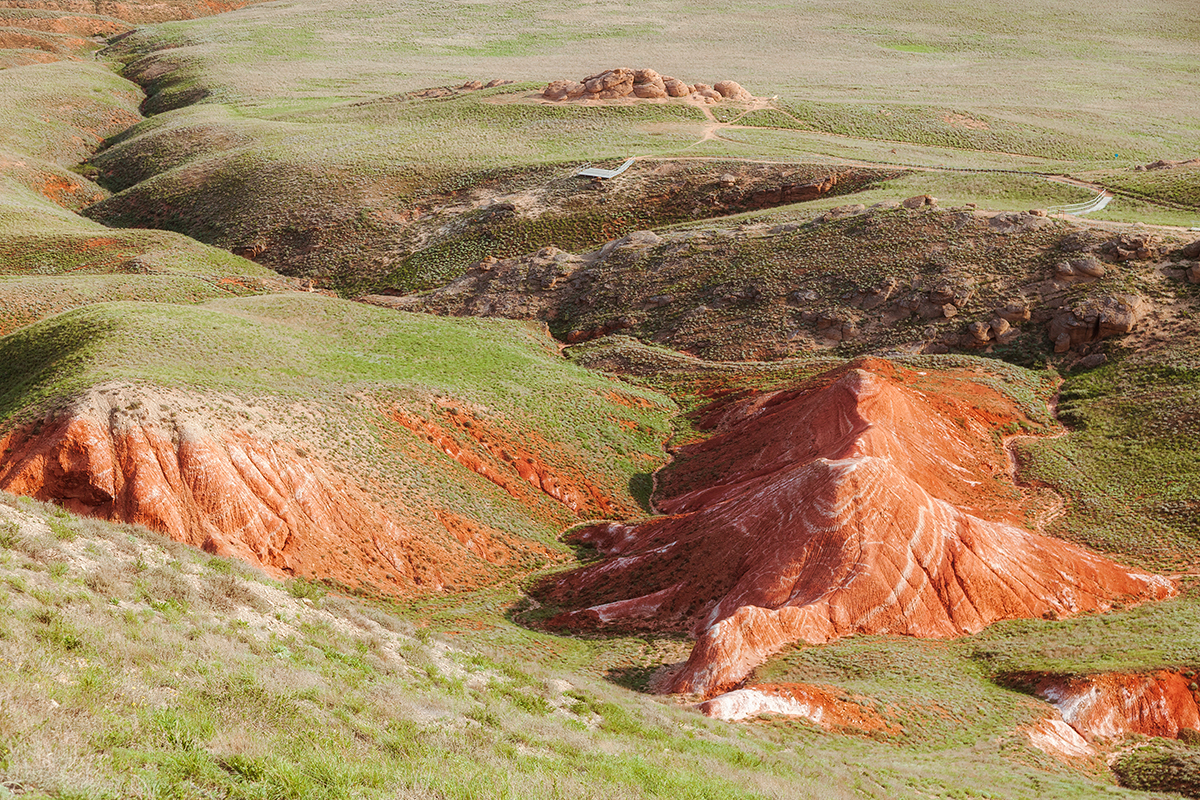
[902,194,937,209]
[1073,353,1108,370]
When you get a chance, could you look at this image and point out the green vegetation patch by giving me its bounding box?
[1112,739,1200,797]
[1093,164,1200,211]
[1016,358,1200,570]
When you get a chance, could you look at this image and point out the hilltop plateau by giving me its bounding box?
[0,0,1199,797]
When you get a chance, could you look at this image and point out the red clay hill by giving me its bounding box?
[533,359,1174,698]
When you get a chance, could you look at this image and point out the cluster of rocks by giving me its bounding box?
[1096,232,1158,262]
[1182,239,1200,284]
[1134,158,1200,171]
[542,68,751,104]
[745,174,840,208]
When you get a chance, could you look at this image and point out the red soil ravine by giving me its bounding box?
[0,409,554,594]
[1031,671,1200,740]
[534,359,1174,698]
[390,404,616,517]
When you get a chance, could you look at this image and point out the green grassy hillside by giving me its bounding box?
[0,492,1166,800]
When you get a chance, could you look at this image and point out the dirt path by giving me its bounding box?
[1002,394,1070,536]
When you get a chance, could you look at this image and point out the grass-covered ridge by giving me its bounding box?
[0,294,676,551]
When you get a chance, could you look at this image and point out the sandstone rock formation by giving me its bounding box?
[1096,233,1157,262]
[542,68,753,104]
[1031,671,1200,740]
[534,359,1173,697]
[1047,294,1147,353]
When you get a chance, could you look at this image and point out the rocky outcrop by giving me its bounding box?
[745,173,840,208]
[542,68,753,104]
[1046,294,1147,354]
[1096,233,1158,262]
[534,359,1173,698]
[1023,714,1096,760]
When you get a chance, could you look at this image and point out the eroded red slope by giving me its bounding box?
[534,359,1173,697]
[0,389,565,594]
[1032,671,1200,740]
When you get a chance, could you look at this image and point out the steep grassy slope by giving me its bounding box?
[0,493,1168,800]
[1015,337,1200,571]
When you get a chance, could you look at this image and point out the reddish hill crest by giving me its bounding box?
[535,360,1174,697]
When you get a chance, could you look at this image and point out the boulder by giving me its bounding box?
[997,302,1031,323]
[663,76,690,97]
[902,194,937,209]
[583,68,634,94]
[713,80,751,101]
[967,320,992,343]
[543,80,583,101]
[632,83,668,99]
[1073,353,1108,371]
[1182,239,1200,260]
[1188,264,1200,284]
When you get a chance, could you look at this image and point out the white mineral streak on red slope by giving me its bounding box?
[538,360,1175,698]
[696,683,897,733]
[1023,715,1096,760]
[1033,671,1200,740]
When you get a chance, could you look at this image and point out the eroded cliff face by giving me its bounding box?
[0,385,557,593]
[1032,671,1200,740]
[534,359,1174,698]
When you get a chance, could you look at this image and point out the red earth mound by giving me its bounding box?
[697,682,900,733]
[534,359,1174,697]
[0,400,558,594]
[1031,671,1200,740]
